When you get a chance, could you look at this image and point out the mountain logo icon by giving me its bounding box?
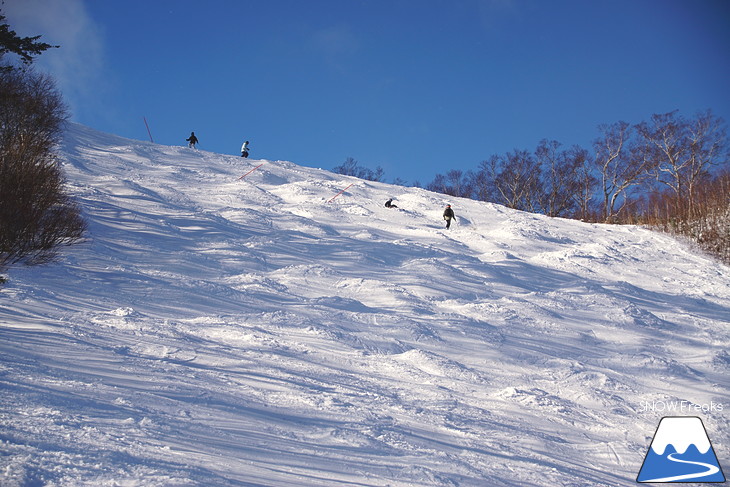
[637,416,726,483]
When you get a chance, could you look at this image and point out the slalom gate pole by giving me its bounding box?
[238,163,265,180]
[143,117,154,143]
[327,183,354,203]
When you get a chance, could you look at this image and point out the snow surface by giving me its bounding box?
[1,123,729,486]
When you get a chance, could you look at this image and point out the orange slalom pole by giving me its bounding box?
[238,163,265,180]
[143,117,154,142]
[327,183,354,203]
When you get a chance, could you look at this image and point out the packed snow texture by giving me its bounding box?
[1,124,728,486]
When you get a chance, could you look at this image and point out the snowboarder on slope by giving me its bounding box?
[385,198,398,208]
[186,132,199,148]
[443,204,456,229]
[241,140,250,158]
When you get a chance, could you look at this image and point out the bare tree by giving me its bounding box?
[333,157,385,182]
[0,67,85,272]
[686,110,728,216]
[593,121,655,221]
[426,173,446,194]
[571,145,598,220]
[449,169,473,198]
[635,111,691,216]
[426,169,473,198]
[534,140,587,217]
[492,149,542,211]
[636,110,728,220]
[469,158,496,202]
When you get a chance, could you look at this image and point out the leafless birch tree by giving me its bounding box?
[594,121,655,221]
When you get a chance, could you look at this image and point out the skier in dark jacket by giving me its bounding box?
[443,204,455,229]
[385,198,398,208]
[186,132,199,148]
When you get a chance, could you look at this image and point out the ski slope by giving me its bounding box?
[1,124,728,486]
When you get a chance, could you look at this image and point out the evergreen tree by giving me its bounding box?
[0,13,57,71]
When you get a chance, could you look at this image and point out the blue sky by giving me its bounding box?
[5,0,730,184]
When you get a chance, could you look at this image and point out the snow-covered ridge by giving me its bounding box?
[1,123,728,486]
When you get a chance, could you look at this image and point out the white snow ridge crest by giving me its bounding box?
[1,124,729,486]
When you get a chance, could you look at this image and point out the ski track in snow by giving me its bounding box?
[1,124,729,486]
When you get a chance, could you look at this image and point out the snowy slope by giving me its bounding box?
[1,124,728,486]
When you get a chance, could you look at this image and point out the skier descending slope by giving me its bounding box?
[443,204,456,229]
[186,131,199,148]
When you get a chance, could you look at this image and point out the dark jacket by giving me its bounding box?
[443,207,455,220]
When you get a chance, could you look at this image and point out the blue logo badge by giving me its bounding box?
[637,416,726,483]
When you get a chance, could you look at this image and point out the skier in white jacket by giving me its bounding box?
[241,141,250,158]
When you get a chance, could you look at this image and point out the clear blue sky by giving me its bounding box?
[6,0,730,184]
